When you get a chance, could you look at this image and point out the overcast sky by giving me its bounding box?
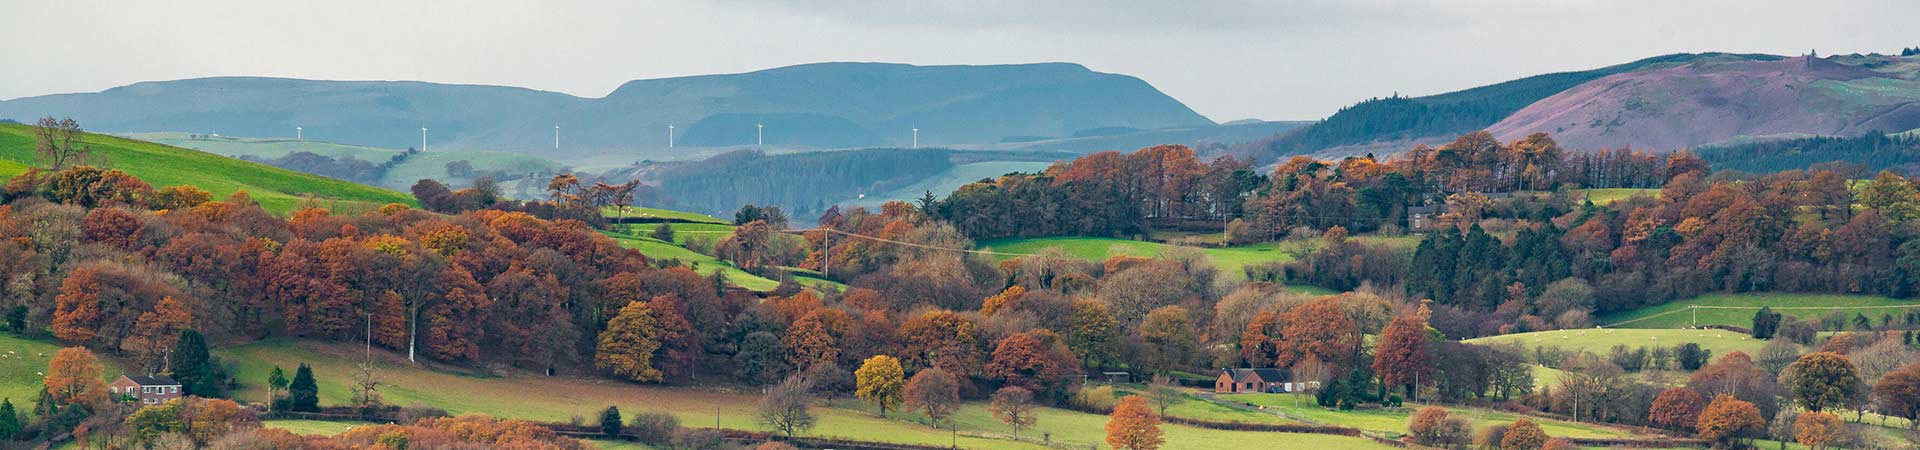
[4,0,1915,121]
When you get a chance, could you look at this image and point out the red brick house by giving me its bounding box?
[1215,368,1296,394]
[109,375,183,405]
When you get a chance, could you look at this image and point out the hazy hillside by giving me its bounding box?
[0,62,1212,156]
[1487,54,1920,151]
[0,123,414,213]
[1240,53,1780,159]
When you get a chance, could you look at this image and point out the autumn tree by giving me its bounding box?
[1793,412,1842,450]
[123,296,194,372]
[784,308,851,371]
[758,375,816,441]
[1408,406,1453,446]
[1781,352,1862,412]
[897,310,978,373]
[596,300,664,382]
[1138,305,1198,374]
[1277,295,1361,368]
[990,386,1039,441]
[1068,299,1119,369]
[1648,387,1705,431]
[1696,395,1764,448]
[1105,395,1163,450]
[855,355,905,417]
[44,347,107,406]
[904,367,960,428]
[1240,309,1279,367]
[986,330,1075,395]
[1499,419,1548,450]
[1374,308,1435,399]
[1874,363,1920,428]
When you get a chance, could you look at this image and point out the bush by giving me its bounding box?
[1071,385,1117,412]
[673,428,729,450]
[629,410,681,445]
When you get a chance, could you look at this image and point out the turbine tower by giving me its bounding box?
[912,126,919,148]
[668,124,675,148]
[756,123,764,146]
[296,126,302,141]
[420,127,427,152]
[554,124,561,150]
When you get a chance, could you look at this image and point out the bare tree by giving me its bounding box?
[34,117,91,169]
[990,386,1039,441]
[758,375,817,440]
[1146,374,1180,416]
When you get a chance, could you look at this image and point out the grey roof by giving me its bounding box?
[122,375,180,386]
[1224,368,1289,383]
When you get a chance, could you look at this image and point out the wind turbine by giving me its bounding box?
[554,124,561,150]
[296,126,302,141]
[756,123,764,146]
[420,127,428,152]
[668,124,675,148]
[912,126,919,148]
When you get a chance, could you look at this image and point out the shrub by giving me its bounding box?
[628,410,681,446]
[1072,385,1118,412]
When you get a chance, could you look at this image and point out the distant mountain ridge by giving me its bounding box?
[0,62,1213,156]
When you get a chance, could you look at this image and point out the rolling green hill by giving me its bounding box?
[0,123,415,214]
[1596,293,1918,329]
[132,132,568,194]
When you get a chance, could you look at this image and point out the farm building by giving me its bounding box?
[1214,368,1309,394]
[110,374,183,405]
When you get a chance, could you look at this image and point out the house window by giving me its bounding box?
[170,386,179,393]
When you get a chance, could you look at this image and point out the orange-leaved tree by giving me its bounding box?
[1696,395,1764,448]
[1374,307,1434,399]
[1648,387,1705,431]
[45,347,107,406]
[1106,395,1163,450]
[1499,418,1548,450]
[1794,411,1842,450]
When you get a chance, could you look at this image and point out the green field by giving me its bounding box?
[218,340,1393,450]
[601,231,784,291]
[0,124,415,214]
[604,206,731,224]
[262,419,367,436]
[0,334,69,414]
[1464,328,1765,359]
[977,237,1297,277]
[1596,293,1918,329]
[377,150,565,191]
[1580,188,1657,205]
[1216,393,1629,439]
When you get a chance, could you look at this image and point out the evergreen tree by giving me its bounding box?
[0,398,17,441]
[1751,307,1782,340]
[600,406,623,438]
[169,329,219,396]
[288,363,320,412]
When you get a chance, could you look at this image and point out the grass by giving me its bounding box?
[377,150,564,191]
[263,419,368,436]
[600,231,783,292]
[129,132,399,161]
[218,339,1388,450]
[1464,328,1766,359]
[132,132,568,193]
[604,207,730,224]
[1216,393,1629,439]
[977,237,1298,279]
[0,333,129,419]
[1596,293,1918,329]
[0,124,415,214]
[1581,188,1657,205]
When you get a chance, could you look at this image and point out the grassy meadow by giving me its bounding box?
[0,124,415,214]
[1463,328,1766,358]
[1216,393,1630,439]
[1596,293,1917,329]
[216,340,1394,450]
